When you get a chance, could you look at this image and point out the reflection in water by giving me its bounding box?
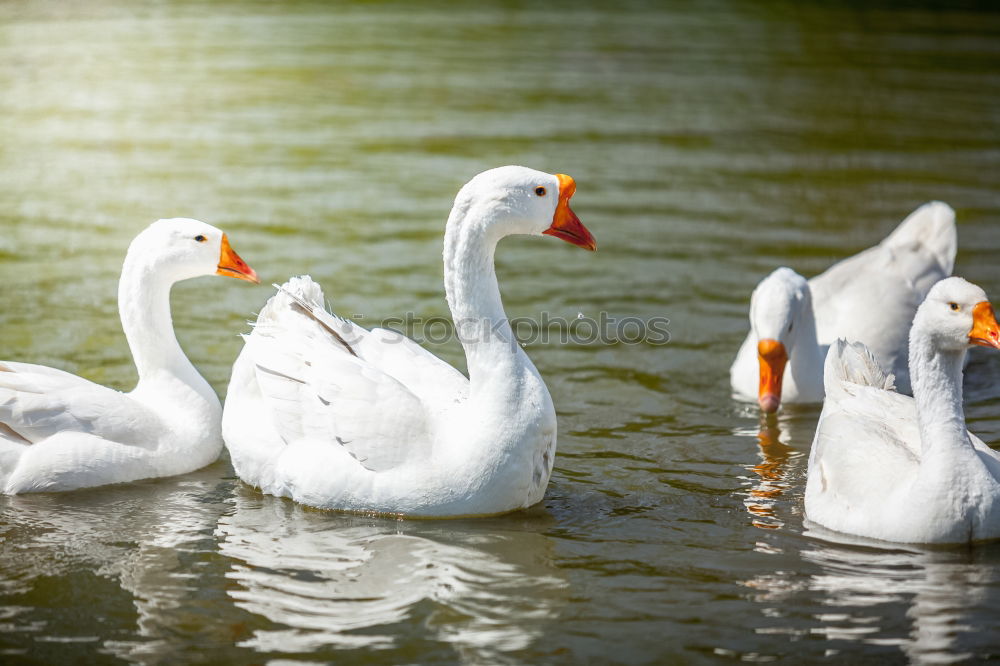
[0,467,231,663]
[744,531,1000,664]
[737,413,808,531]
[0,475,568,663]
[1,0,999,660]
[745,419,795,529]
[216,489,568,661]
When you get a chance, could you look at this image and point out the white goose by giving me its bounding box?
[805,277,1000,544]
[222,166,596,517]
[731,202,956,412]
[0,219,259,493]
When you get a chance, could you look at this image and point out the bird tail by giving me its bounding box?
[824,339,896,399]
[251,276,360,358]
[881,201,957,275]
[255,275,326,326]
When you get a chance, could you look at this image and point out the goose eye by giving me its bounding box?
[194,235,207,243]
[949,302,960,311]
[534,186,546,196]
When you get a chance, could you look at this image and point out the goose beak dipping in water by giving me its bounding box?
[730,202,956,413]
[0,219,258,494]
[756,337,788,413]
[221,166,596,518]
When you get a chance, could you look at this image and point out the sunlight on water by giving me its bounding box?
[1,0,999,663]
[218,491,567,656]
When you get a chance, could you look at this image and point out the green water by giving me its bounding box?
[2,1,1000,663]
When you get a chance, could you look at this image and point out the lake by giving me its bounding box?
[1,1,999,663]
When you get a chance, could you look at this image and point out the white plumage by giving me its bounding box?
[0,218,258,493]
[222,166,596,517]
[805,278,1000,544]
[731,201,956,411]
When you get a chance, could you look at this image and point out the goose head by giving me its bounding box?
[913,277,1000,352]
[128,218,259,284]
[456,166,596,250]
[749,267,811,412]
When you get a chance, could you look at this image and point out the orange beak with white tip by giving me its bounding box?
[757,338,788,413]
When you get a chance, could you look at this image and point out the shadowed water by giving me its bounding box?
[1,1,999,663]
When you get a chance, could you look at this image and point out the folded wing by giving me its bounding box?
[0,364,161,446]
[242,276,469,472]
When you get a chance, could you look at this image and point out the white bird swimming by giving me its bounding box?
[731,202,956,412]
[0,218,259,493]
[222,166,596,518]
[804,277,1000,544]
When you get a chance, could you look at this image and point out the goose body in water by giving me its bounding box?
[805,277,1000,544]
[731,202,956,412]
[222,166,596,517]
[0,219,259,493]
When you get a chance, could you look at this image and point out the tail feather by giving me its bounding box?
[882,201,957,275]
[824,339,896,399]
[274,283,358,358]
[252,276,360,358]
[255,275,326,325]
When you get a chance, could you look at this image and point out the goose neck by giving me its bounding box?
[786,296,824,393]
[118,255,211,400]
[909,327,968,456]
[443,201,527,385]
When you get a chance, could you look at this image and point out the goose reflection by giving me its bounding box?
[737,412,810,530]
[743,530,1000,663]
[0,465,231,662]
[215,486,568,659]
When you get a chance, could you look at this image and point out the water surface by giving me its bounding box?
[2,1,1000,663]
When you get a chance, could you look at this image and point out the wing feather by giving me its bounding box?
[809,205,955,392]
[267,278,468,407]
[808,341,921,513]
[0,367,159,446]
[242,277,444,472]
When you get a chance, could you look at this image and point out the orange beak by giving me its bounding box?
[542,173,597,251]
[757,339,788,413]
[969,301,1000,349]
[216,234,259,284]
